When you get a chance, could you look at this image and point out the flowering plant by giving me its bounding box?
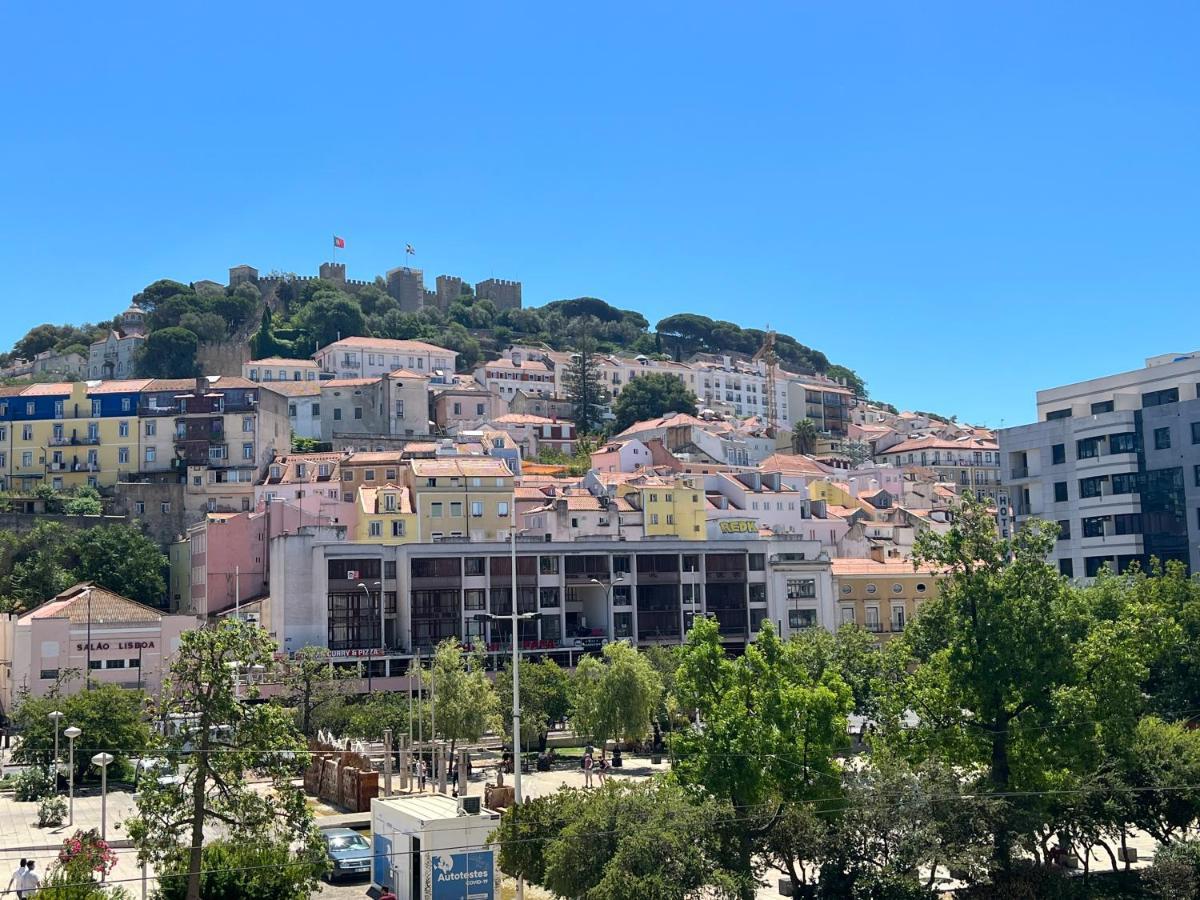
[57,828,118,876]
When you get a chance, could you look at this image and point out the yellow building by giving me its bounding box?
[406,457,515,541]
[2,380,147,493]
[808,479,856,507]
[598,472,705,540]
[355,483,417,544]
[830,558,943,640]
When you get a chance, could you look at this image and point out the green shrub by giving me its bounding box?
[37,794,67,827]
[154,837,326,900]
[15,765,55,801]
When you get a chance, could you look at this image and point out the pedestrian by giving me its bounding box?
[17,860,38,898]
[418,758,428,791]
[582,751,594,788]
[6,859,27,896]
[597,750,609,784]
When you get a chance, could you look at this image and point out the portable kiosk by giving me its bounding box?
[371,793,500,900]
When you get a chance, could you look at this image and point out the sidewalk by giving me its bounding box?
[0,787,139,852]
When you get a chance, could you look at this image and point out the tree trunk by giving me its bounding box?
[186,722,210,900]
[1097,839,1118,873]
[989,720,1012,872]
[1120,828,1130,871]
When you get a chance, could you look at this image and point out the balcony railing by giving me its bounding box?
[1011,466,1029,479]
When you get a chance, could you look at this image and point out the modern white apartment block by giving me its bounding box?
[314,337,457,380]
[999,352,1200,578]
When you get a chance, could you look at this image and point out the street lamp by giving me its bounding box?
[48,710,64,788]
[358,580,384,691]
[589,575,626,641]
[92,752,114,840]
[64,726,81,826]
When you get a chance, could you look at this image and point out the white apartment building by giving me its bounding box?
[244,357,321,383]
[314,337,457,380]
[1000,351,1200,579]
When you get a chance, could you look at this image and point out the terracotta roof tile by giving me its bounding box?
[21,583,170,624]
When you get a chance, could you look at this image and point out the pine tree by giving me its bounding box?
[564,327,611,435]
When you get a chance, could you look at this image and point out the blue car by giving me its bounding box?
[320,827,372,882]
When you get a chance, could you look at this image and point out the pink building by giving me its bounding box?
[9,584,198,702]
[188,498,338,617]
[255,452,358,530]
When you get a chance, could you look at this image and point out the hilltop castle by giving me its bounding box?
[228,261,522,313]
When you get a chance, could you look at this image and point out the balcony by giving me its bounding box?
[1010,466,1029,480]
[138,405,177,417]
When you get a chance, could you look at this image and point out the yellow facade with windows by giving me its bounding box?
[830,559,942,640]
[355,484,418,545]
[406,457,515,542]
[639,476,706,540]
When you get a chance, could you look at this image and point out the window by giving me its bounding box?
[540,556,559,575]
[787,578,816,599]
[750,608,769,632]
[1090,400,1114,414]
[916,583,927,593]
[891,582,904,594]
[353,407,363,420]
[430,502,443,517]
[118,420,129,437]
[1051,444,1066,465]
[1110,432,1138,454]
[1054,482,1069,502]
[840,606,856,625]
[464,557,485,575]
[135,501,145,514]
[1085,556,1112,578]
[497,501,509,517]
[289,404,297,417]
[749,583,767,603]
[1114,514,1142,535]
[365,469,375,482]
[21,424,32,441]
[311,403,319,415]
[1076,438,1100,460]
[1059,558,1074,578]
[333,408,342,421]
[1056,520,1071,540]
[789,609,817,630]
[40,669,59,681]
[1046,409,1072,420]
[145,420,156,436]
[470,501,483,517]
[118,447,129,464]
[1154,427,1172,450]
[25,401,34,415]
[1142,388,1179,408]
[539,587,560,608]
[91,398,102,416]
[242,443,254,460]
[242,416,253,432]
[464,589,485,610]
[1082,517,1106,538]
[649,513,659,525]
[368,521,381,537]
[1192,422,1200,444]
[1111,472,1140,495]
[161,501,171,514]
[1195,464,1200,488]
[145,447,156,462]
[865,583,878,594]
[1079,476,1104,499]
[21,451,32,467]
[121,397,131,412]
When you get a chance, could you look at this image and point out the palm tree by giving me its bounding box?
[791,418,819,455]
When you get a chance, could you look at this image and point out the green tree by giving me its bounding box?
[882,496,1089,872]
[136,327,199,378]
[428,638,501,756]
[569,641,663,745]
[13,683,152,781]
[154,838,325,900]
[71,525,166,607]
[611,372,698,432]
[127,620,317,900]
[789,623,883,716]
[563,324,611,435]
[672,618,852,896]
[279,646,347,738]
[496,657,571,749]
[295,292,366,347]
[63,486,102,516]
[494,781,745,900]
[790,418,819,455]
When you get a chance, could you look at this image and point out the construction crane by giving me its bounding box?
[751,327,779,435]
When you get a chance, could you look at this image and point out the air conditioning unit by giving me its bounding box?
[459,795,482,815]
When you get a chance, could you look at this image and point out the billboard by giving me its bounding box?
[429,849,495,900]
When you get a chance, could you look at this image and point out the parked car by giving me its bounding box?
[320,827,372,882]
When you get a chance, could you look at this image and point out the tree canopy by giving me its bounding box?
[611,372,698,431]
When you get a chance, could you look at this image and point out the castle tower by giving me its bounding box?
[435,275,463,311]
[475,278,522,311]
[386,266,426,313]
[319,261,347,285]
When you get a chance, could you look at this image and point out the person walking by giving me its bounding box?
[6,859,27,896]
[582,750,594,788]
[418,758,428,791]
[597,750,609,785]
[17,860,39,898]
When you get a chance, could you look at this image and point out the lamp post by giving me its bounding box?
[48,710,64,788]
[358,580,382,691]
[64,726,81,827]
[589,574,625,641]
[92,752,114,840]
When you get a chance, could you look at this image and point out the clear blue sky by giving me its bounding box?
[3,1,1197,428]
